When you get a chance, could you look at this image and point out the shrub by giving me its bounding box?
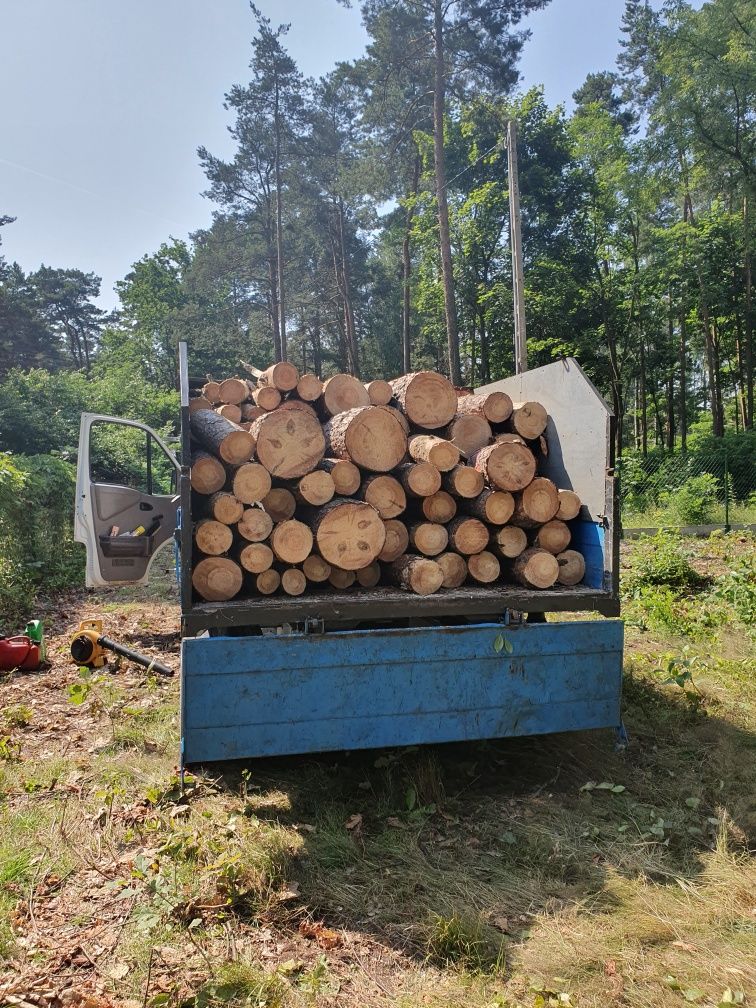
[623,531,703,592]
[659,473,721,525]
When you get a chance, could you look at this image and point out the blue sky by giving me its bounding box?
[1,0,632,309]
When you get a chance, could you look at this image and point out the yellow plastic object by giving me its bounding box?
[70,619,107,668]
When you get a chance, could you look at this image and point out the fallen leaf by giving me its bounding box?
[299,920,343,949]
[604,959,617,976]
[108,962,130,980]
[345,813,363,831]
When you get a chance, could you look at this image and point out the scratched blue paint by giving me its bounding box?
[569,521,605,588]
[181,620,623,764]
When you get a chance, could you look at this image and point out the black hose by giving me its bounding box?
[98,637,174,677]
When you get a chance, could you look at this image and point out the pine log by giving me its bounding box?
[303,554,331,582]
[322,373,371,415]
[556,489,581,521]
[364,378,393,406]
[385,405,410,434]
[293,470,335,506]
[192,556,243,601]
[356,561,381,588]
[189,395,212,415]
[256,569,281,594]
[407,434,460,472]
[191,410,256,465]
[378,519,410,562]
[389,555,444,595]
[436,552,467,588]
[467,551,500,584]
[495,432,526,445]
[194,519,233,556]
[250,409,325,478]
[237,507,274,542]
[202,381,221,404]
[236,542,274,574]
[329,567,356,589]
[218,377,248,405]
[306,498,386,570]
[441,414,492,457]
[509,401,548,440]
[471,441,536,492]
[324,406,406,472]
[533,519,571,554]
[240,403,266,423]
[253,386,282,411]
[296,373,324,401]
[232,462,272,504]
[447,517,489,555]
[281,567,307,596]
[262,488,296,522]
[207,491,244,525]
[396,462,441,498]
[510,477,559,528]
[421,491,457,524]
[556,549,586,586]
[359,475,406,519]
[408,522,448,557]
[190,450,226,495]
[442,464,485,499]
[491,525,527,559]
[257,362,299,392]
[464,488,514,525]
[278,399,318,418]
[318,458,361,496]
[456,391,513,424]
[270,519,314,564]
[512,548,559,589]
[216,404,242,424]
[389,372,457,429]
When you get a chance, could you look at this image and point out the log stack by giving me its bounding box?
[188,366,587,600]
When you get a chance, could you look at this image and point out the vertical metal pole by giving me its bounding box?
[507,119,527,373]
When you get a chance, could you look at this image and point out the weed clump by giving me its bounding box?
[624,531,703,592]
[423,912,504,973]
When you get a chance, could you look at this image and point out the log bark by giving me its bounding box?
[407,434,460,472]
[189,395,212,415]
[510,477,559,528]
[447,517,489,555]
[441,414,492,457]
[389,372,457,429]
[250,409,325,478]
[324,406,406,472]
[442,464,484,499]
[388,555,444,595]
[277,399,318,418]
[356,561,381,588]
[471,441,536,492]
[194,519,233,556]
[396,462,442,498]
[192,556,243,601]
[512,548,559,589]
[296,373,323,401]
[232,463,272,504]
[306,498,386,570]
[359,475,406,519]
[218,377,248,405]
[236,542,274,574]
[556,489,581,521]
[467,550,500,584]
[237,507,274,543]
[253,386,282,411]
[436,552,466,588]
[464,488,514,525]
[509,401,548,440]
[257,362,299,392]
[270,519,314,564]
[491,525,527,559]
[303,554,331,582]
[240,403,266,423]
[556,549,586,586]
[408,522,448,557]
[215,404,242,424]
[262,488,296,522]
[190,450,226,495]
[207,491,244,525]
[322,373,370,415]
[533,519,571,555]
[191,410,256,466]
[256,569,281,594]
[293,470,335,506]
[456,392,512,424]
[421,491,457,524]
[329,567,356,589]
[202,381,221,404]
[281,567,307,596]
[364,379,393,406]
[378,519,409,562]
[318,458,361,496]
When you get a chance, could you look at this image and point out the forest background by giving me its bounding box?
[0,0,754,618]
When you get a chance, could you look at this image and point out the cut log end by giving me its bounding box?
[556,489,581,521]
[251,409,325,479]
[232,462,272,504]
[511,477,559,528]
[467,550,501,584]
[390,372,457,429]
[296,373,324,401]
[409,521,448,557]
[319,458,361,496]
[442,464,485,499]
[309,499,386,570]
[361,475,406,519]
[397,461,442,498]
[192,557,243,601]
[472,441,536,492]
[256,569,281,595]
[325,406,407,473]
[389,555,444,595]
[533,519,571,555]
[270,519,314,565]
[295,470,335,506]
[556,549,586,586]
[421,491,457,524]
[194,519,233,556]
[436,552,467,588]
[237,507,274,543]
[492,525,528,559]
[281,568,307,596]
[364,378,393,405]
[303,554,331,582]
[511,401,548,440]
[322,373,371,415]
[190,451,226,495]
[512,548,559,589]
[442,414,492,457]
[259,362,299,392]
[237,542,274,574]
[262,488,296,523]
[447,517,489,556]
[378,519,410,562]
[408,434,460,472]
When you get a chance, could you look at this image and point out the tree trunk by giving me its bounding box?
[338,198,360,377]
[638,339,648,456]
[273,77,287,361]
[402,154,421,373]
[745,195,753,428]
[679,311,688,451]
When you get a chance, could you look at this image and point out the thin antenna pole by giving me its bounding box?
[507,119,528,373]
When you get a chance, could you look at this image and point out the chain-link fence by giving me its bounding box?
[618,438,756,531]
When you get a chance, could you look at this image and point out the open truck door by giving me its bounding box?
[74,413,180,588]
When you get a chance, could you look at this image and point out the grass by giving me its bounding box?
[0,533,754,1006]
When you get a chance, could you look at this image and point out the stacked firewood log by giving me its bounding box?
[188,362,587,601]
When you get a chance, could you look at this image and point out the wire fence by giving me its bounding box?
[618,440,756,532]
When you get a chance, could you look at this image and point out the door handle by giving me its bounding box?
[139,502,154,511]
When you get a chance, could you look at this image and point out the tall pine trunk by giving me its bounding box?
[745,195,753,428]
[679,311,687,451]
[401,155,421,374]
[337,199,359,377]
[273,77,287,361]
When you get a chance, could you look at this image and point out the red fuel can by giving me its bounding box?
[0,636,42,671]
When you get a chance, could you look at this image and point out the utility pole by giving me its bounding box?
[507,119,527,374]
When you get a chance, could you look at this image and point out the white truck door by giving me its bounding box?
[74,413,180,588]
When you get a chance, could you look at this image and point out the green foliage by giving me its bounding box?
[624,531,703,591]
[423,911,504,974]
[712,552,756,630]
[659,473,721,525]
